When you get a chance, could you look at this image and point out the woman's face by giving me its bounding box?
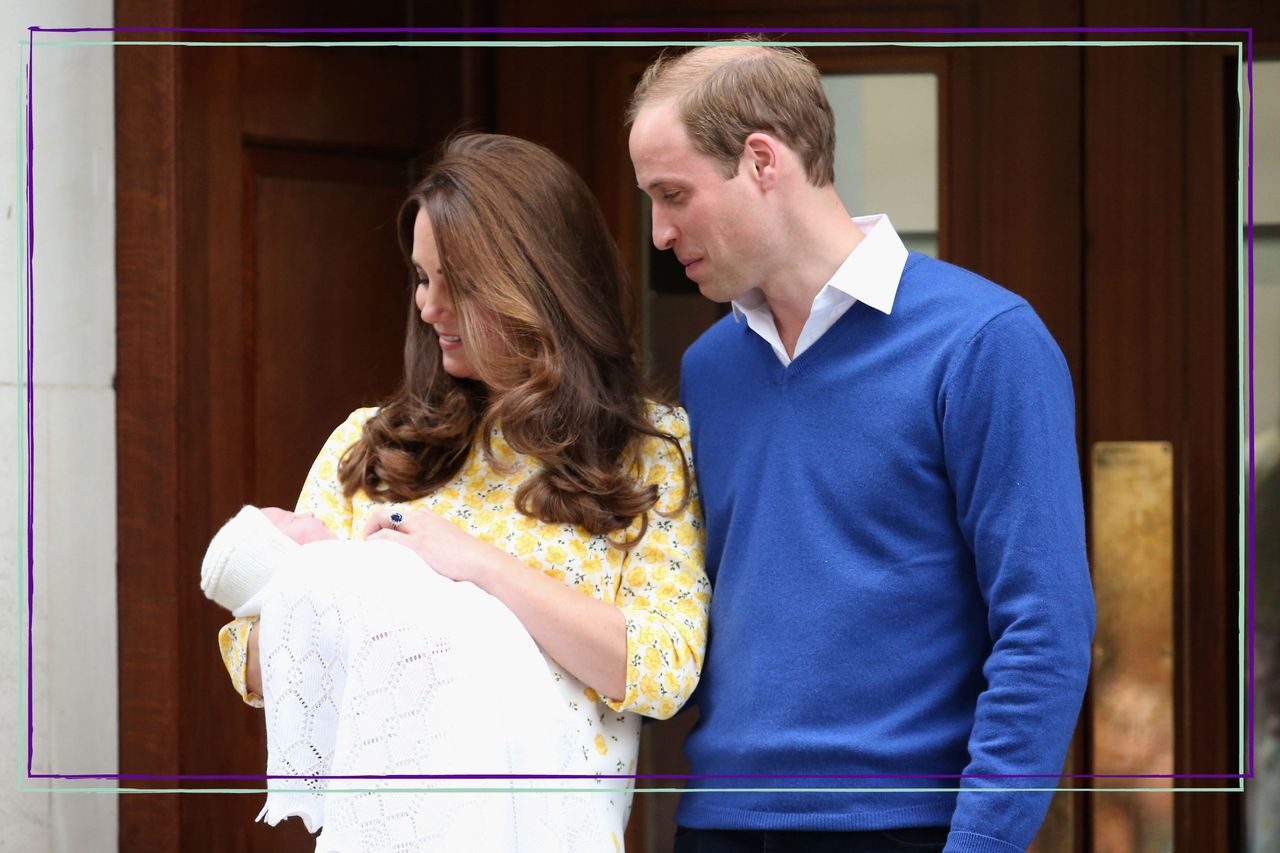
[412,208,476,380]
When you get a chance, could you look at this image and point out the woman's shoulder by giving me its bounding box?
[320,406,381,452]
[641,399,690,440]
[634,400,692,478]
[341,406,380,428]
[635,401,695,514]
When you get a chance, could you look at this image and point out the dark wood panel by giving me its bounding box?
[494,46,597,180]
[493,0,597,175]
[1178,42,1243,852]
[1082,7,1242,843]
[240,46,443,152]
[249,152,409,508]
[1201,0,1280,53]
[172,22,268,853]
[114,23,184,853]
[1080,46,1185,846]
[605,2,958,28]
[1084,44,1186,436]
[242,0,430,26]
[945,43,1084,380]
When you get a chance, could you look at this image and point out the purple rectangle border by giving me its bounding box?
[21,25,1256,784]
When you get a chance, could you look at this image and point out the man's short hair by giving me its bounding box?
[628,38,836,187]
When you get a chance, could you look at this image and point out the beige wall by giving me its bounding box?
[1,4,119,850]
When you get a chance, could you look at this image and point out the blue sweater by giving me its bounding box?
[676,253,1095,853]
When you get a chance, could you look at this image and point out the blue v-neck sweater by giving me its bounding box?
[676,253,1095,852]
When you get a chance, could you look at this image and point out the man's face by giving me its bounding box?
[629,100,764,303]
[261,507,336,545]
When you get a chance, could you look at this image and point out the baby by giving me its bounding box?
[198,507,604,852]
[201,506,340,616]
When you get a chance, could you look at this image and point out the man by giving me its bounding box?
[627,40,1095,853]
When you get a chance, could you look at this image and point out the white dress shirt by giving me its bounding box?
[730,214,909,366]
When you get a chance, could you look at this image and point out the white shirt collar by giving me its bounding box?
[731,213,907,323]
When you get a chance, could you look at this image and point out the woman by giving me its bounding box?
[219,133,709,851]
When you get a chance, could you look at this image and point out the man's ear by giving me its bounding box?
[742,132,780,190]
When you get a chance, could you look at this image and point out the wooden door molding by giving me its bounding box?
[1080,15,1245,852]
[115,7,244,851]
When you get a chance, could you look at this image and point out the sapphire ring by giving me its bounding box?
[389,511,404,530]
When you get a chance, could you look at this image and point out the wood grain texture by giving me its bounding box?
[114,3,183,848]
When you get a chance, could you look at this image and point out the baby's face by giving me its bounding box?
[261,507,336,545]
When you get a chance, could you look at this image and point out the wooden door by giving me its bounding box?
[114,2,484,850]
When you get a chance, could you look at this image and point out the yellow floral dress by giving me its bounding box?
[219,402,709,849]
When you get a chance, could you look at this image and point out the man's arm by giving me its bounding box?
[940,305,1096,853]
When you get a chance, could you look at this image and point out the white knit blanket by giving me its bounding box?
[254,539,609,852]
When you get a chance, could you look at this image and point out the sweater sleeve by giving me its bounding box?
[939,306,1096,853]
[604,405,711,720]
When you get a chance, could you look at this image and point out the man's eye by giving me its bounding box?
[663,192,681,203]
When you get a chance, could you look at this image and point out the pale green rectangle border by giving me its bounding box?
[15,33,1251,797]
[15,34,30,794]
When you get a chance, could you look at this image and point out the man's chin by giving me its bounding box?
[693,280,734,304]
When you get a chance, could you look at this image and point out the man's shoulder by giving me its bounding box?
[682,312,744,367]
[900,252,1028,319]
[896,252,1064,358]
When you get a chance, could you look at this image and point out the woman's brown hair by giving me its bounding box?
[338,133,688,544]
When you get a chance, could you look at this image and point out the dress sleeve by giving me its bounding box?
[605,405,710,719]
[218,617,263,708]
[295,407,378,538]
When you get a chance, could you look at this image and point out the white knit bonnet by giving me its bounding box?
[200,505,298,612]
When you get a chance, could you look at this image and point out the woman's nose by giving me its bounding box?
[416,283,451,323]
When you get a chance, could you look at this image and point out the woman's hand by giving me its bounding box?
[363,506,502,585]
[362,506,628,702]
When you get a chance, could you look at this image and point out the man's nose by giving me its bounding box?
[652,211,677,251]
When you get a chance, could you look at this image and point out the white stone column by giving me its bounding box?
[1,4,119,850]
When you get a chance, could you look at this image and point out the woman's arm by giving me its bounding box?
[366,509,628,701]
[217,617,264,708]
[246,619,263,698]
[364,405,710,716]
[599,408,709,719]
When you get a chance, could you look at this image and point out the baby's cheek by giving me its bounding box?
[303,521,337,543]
